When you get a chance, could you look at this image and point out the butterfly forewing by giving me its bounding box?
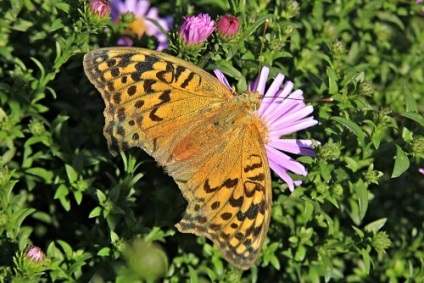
[83,47,233,159]
[83,47,272,269]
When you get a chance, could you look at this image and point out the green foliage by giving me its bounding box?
[1,0,423,282]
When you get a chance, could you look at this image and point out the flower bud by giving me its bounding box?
[26,246,45,263]
[89,0,110,18]
[216,15,239,38]
[179,14,215,45]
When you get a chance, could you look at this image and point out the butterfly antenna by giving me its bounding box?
[264,95,334,103]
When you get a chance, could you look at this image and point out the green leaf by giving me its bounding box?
[355,179,368,222]
[97,247,111,257]
[89,206,102,218]
[371,126,382,149]
[352,226,365,238]
[391,145,410,178]
[332,117,366,146]
[57,240,73,259]
[30,57,45,82]
[327,68,339,94]
[65,164,78,183]
[12,18,34,31]
[10,208,36,230]
[96,189,107,203]
[73,190,83,205]
[188,266,199,282]
[243,14,275,36]
[302,201,314,223]
[54,184,69,199]
[400,112,424,127]
[25,167,54,182]
[343,156,358,172]
[55,184,71,211]
[361,248,371,275]
[46,242,65,261]
[214,60,243,80]
[340,64,369,86]
[403,85,418,113]
[50,19,64,31]
[364,218,387,233]
[294,245,306,261]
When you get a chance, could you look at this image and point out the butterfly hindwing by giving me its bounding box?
[175,122,271,269]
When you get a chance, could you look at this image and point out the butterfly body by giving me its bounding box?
[83,47,272,269]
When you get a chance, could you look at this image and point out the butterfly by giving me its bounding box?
[83,47,272,270]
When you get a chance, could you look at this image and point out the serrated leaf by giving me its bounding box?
[391,145,410,178]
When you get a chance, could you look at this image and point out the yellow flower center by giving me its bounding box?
[126,18,146,38]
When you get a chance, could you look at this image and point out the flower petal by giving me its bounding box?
[268,139,316,156]
[258,73,285,116]
[213,66,318,192]
[269,117,318,137]
[266,145,307,176]
[249,66,269,94]
[214,69,232,90]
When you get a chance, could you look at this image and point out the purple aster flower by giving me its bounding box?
[179,14,215,45]
[110,0,172,51]
[26,246,45,263]
[419,168,424,175]
[214,67,318,191]
[416,0,423,3]
[89,0,110,18]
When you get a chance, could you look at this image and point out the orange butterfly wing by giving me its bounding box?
[83,47,271,269]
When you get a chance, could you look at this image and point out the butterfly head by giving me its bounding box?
[232,90,270,144]
[236,90,262,111]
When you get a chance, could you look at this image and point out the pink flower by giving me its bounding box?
[26,246,45,263]
[179,14,215,45]
[419,168,424,175]
[214,67,318,191]
[110,0,172,51]
[89,0,110,18]
[216,15,239,38]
